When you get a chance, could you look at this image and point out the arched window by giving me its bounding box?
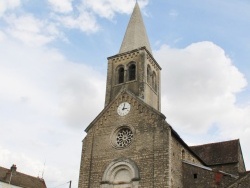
[152,71,157,91]
[128,63,136,81]
[118,67,124,84]
[147,65,151,85]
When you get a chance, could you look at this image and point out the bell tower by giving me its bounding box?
[78,3,171,188]
[104,2,161,111]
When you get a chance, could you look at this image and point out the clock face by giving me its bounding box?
[117,102,131,116]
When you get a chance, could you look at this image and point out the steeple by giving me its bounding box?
[105,2,161,111]
[119,2,152,54]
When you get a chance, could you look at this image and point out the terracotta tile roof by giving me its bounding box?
[190,139,239,166]
[0,165,46,188]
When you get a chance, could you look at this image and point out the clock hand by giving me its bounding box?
[122,103,126,110]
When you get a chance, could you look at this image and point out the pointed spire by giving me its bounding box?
[119,2,152,54]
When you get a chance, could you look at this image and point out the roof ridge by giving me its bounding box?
[0,166,45,181]
[190,139,239,148]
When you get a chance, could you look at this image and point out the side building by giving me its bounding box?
[0,165,46,188]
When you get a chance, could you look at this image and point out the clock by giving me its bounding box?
[117,102,131,116]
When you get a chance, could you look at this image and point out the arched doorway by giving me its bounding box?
[100,158,140,188]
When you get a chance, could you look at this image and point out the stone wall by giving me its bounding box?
[227,173,250,188]
[78,92,171,188]
[183,162,237,188]
[170,135,202,188]
[105,48,161,111]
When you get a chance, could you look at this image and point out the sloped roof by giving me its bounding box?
[119,2,152,54]
[227,171,250,188]
[190,139,240,166]
[0,166,46,188]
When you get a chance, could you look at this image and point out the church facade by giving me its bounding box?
[78,3,249,188]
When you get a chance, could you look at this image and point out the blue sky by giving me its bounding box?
[0,0,250,188]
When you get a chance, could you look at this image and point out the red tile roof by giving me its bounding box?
[0,165,46,188]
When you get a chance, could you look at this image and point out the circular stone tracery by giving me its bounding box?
[111,126,134,149]
[116,128,133,147]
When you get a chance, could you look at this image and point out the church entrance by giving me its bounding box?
[100,158,140,188]
[112,168,132,188]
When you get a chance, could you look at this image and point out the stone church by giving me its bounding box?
[78,3,249,188]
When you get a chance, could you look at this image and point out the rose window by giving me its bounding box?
[116,128,133,148]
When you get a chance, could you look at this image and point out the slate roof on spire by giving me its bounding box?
[119,2,152,54]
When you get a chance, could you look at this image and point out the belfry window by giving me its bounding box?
[118,67,125,84]
[128,64,136,81]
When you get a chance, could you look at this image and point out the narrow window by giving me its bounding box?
[152,71,157,91]
[182,149,185,159]
[147,65,151,84]
[118,67,124,84]
[194,173,198,179]
[128,64,136,81]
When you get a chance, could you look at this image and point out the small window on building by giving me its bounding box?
[118,67,124,84]
[128,63,136,81]
[147,65,151,85]
[194,173,198,179]
[181,149,185,160]
[152,71,157,91]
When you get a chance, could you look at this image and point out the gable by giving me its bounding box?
[85,88,166,133]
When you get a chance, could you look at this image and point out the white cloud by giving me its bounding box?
[155,41,250,167]
[0,39,105,187]
[156,42,247,132]
[0,39,105,128]
[48,0,73,13]
[169,9,179,17]
[0,0,20,17]
[55,10,99,33]
[82,0,149,19]
[3,14,63,46]
[0,0,150,42]
[0,30,6,41]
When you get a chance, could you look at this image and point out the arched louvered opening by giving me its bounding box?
[128,63,136,81]
[118,66,125,84]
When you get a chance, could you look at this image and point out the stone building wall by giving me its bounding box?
[170,136,202,188]
[238,145,246,173]
[78,92,171,188]
[183,163,237,188]
[209,163,240,176]
[227,173,250,188]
